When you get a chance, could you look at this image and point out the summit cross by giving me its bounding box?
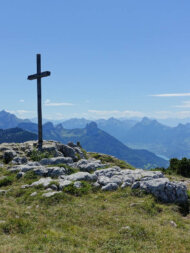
[27,54,51,150]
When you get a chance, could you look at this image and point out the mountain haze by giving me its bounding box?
[18,121,168,169]
[0,127,37,143]
[0,110,30,129]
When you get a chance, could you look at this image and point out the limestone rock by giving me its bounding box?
[75,159,105,172]
[74,181,82,189]
[66,172,97,182]
[134,178,188,203]
[49,184,58,191]
[95,166,122,178]
[42,191,61,197]
[10,164,42,173]
[170,221,177,227]
[92,182,101,188]
[57,144,77,161]
[58,179,72,190]
[16,172,25,179]
[30,192,37,197]
[0,190,7,195]
[33,166,67,177]
[3,150,17,163]
[21,184,30,189]
[12,156,28,165]
[102,183,119,191]
[31,177,53,188]
[40,157,73,165]
[0,141,188,204]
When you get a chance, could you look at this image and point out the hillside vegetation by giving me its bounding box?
[0,128,37,143]
[0,144,189,253]
[0,167,189,253]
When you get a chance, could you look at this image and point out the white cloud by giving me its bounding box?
[19,99,24,103]
[150,93,190,97]
[44,99,74,107]
[88,110,145,119]
[153,110,190,119]
[6,110,35,119]
[87,109,190,120]
[174,101,190,108]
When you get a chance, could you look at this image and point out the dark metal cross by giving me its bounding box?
[27,54,51,150]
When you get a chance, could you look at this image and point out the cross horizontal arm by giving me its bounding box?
[27,71,51,80]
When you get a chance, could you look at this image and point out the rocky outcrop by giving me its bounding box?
[40,157,73,165]
[0,141,188,203]
[132,178,188,203]
[65,172,97,182]
[74,159,105,172]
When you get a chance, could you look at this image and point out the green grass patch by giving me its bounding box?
[49,164,79,175]
[0,217,33,234]
[30,149,55,161]
[89,152,134,170]
[63,181,92,196]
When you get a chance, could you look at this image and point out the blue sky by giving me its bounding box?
[1,0,190,120]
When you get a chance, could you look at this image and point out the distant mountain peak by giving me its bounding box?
[0,110,30,129]
[140,117,161,126]
[44,122,54,128]
[86,121,98,129]
[86,122,98,134]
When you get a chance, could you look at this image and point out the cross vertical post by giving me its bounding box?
[27,54,51,150]
[37,54,43,150]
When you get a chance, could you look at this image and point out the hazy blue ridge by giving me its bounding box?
[0,127,37,143]
[17,120,168,169]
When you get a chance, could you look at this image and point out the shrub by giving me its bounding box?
[169,158,190,177]
[0,175,14,187]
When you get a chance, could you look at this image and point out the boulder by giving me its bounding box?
[58,180,72,190]
[0,190,7,195]
[134,178,188,203]
[31,177,53,188]
[74,181,82,189]
[95,166,122,178]
[40,157,73,165]
[10,164,43,173]
[75,159,105,172]
[49,184,58,191]
[102,183,119,191]
[3,150,17,163]
[98,175,123,186]
[73,146,86,159]
[33,166,67,177]
[57,144,77,161]
[12,156,28,165]
[16,172,25,179]
[42,191,61,198]
[66,172,97,182]
[30,192,37,197]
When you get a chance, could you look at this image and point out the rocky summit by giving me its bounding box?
[0,140,188,203]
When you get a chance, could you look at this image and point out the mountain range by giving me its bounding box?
[60,117,190,159]
[0,110,30,129]
[17,121,168,169]
[2,109,190,164]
